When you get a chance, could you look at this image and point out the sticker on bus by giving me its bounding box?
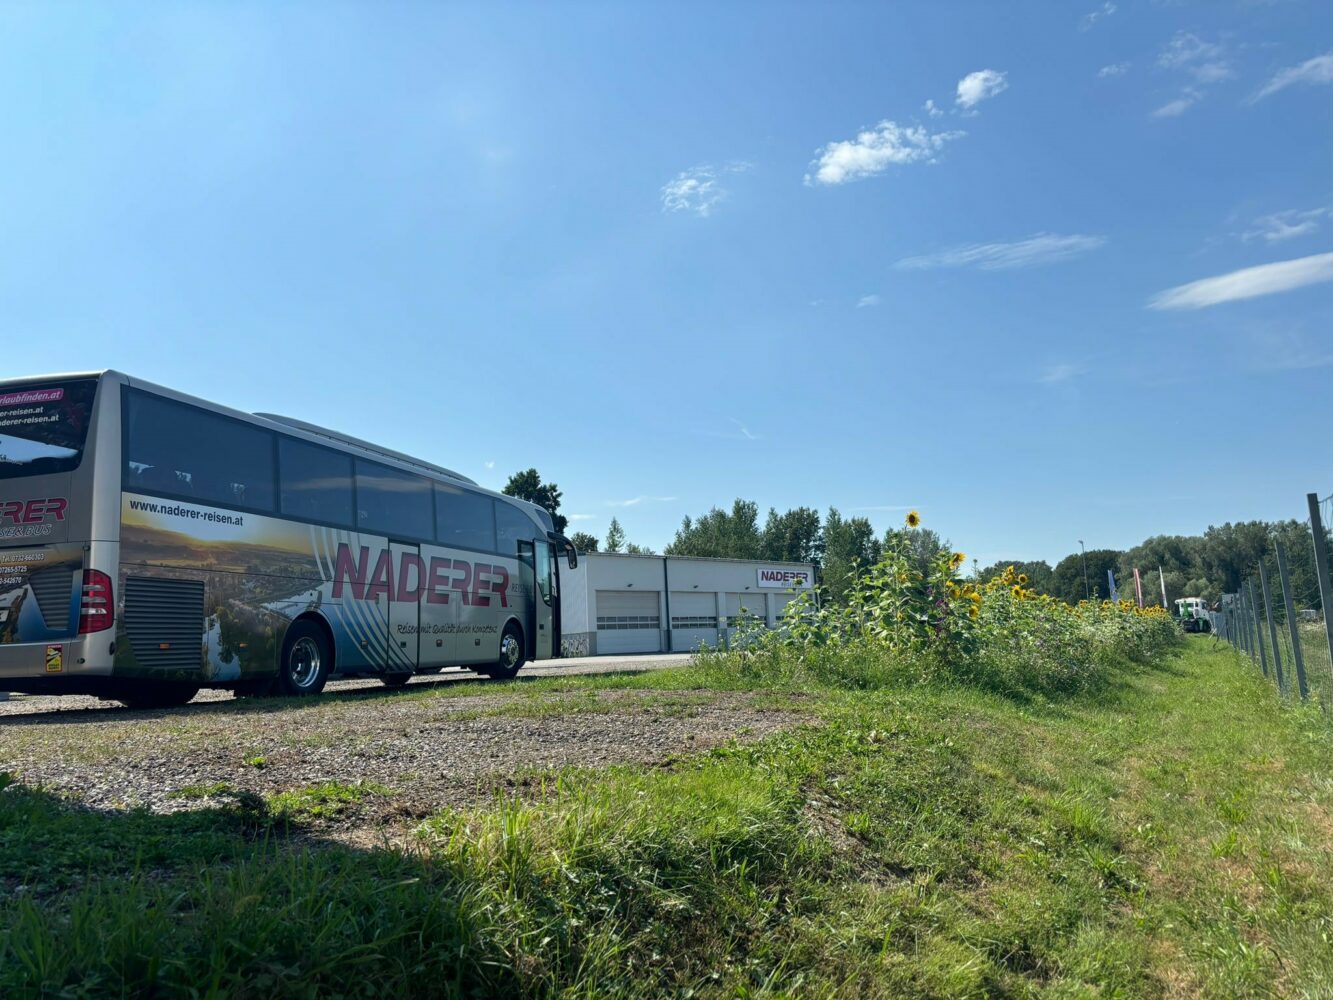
[45,644,63,673]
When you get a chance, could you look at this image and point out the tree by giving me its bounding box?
[821,507,881,604]
[502,468,567,532]
[1051,548,1121,604]
[665,499,763,559]
[885,526,951,578]
[569,531,599,553]
[760,506,823,563]
[977,559,1055,595]
[604,517,626,553]
[625,542,656,555]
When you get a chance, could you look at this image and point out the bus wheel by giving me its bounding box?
[277,621,331,696]
[380,672,411,688]
[115,683,200,710]
[487,623,526,680]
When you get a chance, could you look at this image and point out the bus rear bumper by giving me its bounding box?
[0,637,115,693]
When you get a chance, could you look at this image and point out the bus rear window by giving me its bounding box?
[0,379,98,480]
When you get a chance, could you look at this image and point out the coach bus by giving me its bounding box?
[0,371,577,708]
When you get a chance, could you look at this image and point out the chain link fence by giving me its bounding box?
[1214,492,1333,709]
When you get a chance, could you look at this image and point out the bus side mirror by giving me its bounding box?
[549,532,578,569]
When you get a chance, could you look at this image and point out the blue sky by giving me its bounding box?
[3,2,1332,567]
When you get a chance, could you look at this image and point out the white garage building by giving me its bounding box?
[558,552,816,656]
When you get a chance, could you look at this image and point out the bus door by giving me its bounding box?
[517,540,554,660]
[387,542,420,673]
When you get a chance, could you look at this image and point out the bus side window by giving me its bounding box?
[494,502,534,558]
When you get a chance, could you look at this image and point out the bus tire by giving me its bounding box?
[487,622,526,680]
[380,672,412,688]
[115,683,200,710]
[277,620,332,696]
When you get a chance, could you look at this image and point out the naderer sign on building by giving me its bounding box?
[756,567,812,589]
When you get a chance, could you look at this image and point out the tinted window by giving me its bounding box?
[495,501,536,556]
[435,484,495,551]
[0,378,98,480]
[124,391,275,510]
[279,437,353,527]
[355,460,431,539]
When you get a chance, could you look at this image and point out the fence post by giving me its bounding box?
[1248,578,1268,676]
[1259,560,1286,695]
[1308,492,1333,674]
[1275,538,1309,700]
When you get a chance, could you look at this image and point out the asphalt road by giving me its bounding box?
[0,652,695,719]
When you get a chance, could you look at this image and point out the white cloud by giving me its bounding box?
[729,418,760,441]
[857,294,881,308]
[1152,32,1232,118]
[1037,362,1087,384]
[1152,92,1200,118]
[894,233,1107,271]
[484,460,495,469]
[805,121,964,186]
[1148,251,1333,310]
[607,496,677,507]
[567,513,596,522]
[660,161,752,217]
[923,98,943,118]
[1080,2,1116,31]
[1098,62,1131,78]
[955,69,1008,110]
[1249,52,1333,103]
[1241,206,1332,244]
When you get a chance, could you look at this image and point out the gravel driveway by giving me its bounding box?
[0,672,808,830]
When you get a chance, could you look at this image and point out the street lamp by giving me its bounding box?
[1079,539,1089,601]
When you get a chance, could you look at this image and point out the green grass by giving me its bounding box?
[4,638,1333,996]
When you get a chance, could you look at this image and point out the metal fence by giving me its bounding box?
[1214,492,1333,708]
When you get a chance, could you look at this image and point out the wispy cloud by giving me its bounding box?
[894,233,1107,271]
[956,69,1008,110]
[1241,206,1332,244]
[1152,92,1200,118]
[567,513,596,522]
[1248,52,1333,103]
[1148,251,1333,310]
[606,496,677,508]
[1153,32,1231,118]
[923,98,943,118]
[805,121,963,186]
[1243,326,1333,372]
[856,294,881,308]
[661,161,752,217]
[730,418,760,441]
[1080,2,1116,31]
[1098,62,1131,79]
[484,460,495,470]
[1037,362,1087,384]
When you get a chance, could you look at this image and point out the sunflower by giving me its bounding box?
[1011,585,1023,599]
[950,551,966,569]
[1017,573,1029,586]
[969,591,982,604]
[968,605,980,619]
[905,510,921,528]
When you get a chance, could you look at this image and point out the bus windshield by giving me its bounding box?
[0,378,98,480]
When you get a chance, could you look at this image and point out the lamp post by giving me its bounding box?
[1079,539,1089,601]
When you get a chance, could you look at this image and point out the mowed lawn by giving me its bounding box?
[3,637,1333,997]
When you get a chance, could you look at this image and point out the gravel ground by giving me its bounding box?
[0,676,808,827]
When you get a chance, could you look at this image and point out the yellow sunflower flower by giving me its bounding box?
[1017,573,1029,586]
[950,552,966,569]
[905,510,921,528]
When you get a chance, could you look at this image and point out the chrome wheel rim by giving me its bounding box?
[500,634,521,669]
[290,636,321,689]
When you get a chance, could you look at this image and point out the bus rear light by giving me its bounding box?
[79,570,114,634]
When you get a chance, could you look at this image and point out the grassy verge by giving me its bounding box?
[4,638,1333,996]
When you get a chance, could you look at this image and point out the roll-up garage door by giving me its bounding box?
[596,590,662,654]
[670,591,718,651]
[725,592,767,626]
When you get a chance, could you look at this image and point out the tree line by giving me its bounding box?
[501,469,1326,610]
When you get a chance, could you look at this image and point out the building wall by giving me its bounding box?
[565,553,815,656]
